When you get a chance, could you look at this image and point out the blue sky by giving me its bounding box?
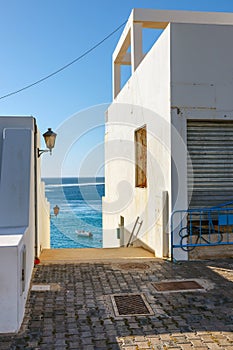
[1,0,233,177]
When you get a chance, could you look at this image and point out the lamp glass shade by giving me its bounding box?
[43,128,57,151]
[53,205,60,216]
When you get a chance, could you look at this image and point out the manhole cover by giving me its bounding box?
[111,293,154,316]
[153,280,204,292]
[117,263,150,270]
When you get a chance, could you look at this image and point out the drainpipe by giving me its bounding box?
[34,119,39,260]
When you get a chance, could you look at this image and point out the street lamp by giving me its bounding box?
[53,205,60,217]
[38,128,57,157]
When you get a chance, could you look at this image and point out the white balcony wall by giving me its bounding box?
[103,25,171,257]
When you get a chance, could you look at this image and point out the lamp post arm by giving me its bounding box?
[37,148,50,158]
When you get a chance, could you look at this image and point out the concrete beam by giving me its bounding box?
[113,11,133,65]
[113,63,121,98]
[130,22,143,72]
[133,8,233,28]
[121,53,131,65]
[115,52,131,65]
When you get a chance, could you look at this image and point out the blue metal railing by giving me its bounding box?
[171,201,233,260]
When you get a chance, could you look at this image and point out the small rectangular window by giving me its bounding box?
[135,126,147,188]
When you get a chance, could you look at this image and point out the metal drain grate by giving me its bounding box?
[111,293,154,317]
[153,280,204,292]
[117,262,150,270]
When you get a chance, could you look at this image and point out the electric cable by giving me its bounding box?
[0,20,127,101]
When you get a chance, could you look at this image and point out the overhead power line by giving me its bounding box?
[0,20,127,101]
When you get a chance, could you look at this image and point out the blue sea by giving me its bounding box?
[43,177,104,248]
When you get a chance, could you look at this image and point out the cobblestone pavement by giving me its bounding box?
[1,258,233,349]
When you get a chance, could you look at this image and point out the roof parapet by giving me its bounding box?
[113,8,233,98]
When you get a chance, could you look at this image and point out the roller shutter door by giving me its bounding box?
[187,120,233,209]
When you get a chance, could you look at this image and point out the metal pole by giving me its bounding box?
[127,216,139,247]
[170,211,174,262]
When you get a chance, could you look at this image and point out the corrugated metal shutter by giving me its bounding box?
[187,120,233,209]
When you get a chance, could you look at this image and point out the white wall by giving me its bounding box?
[0,119,35,333]
[171,23,233,109]
[38,181,50,252]
[170,23,233,260]
[0,239,19,332]
[0,117,50,333]
[103,25,172,257]
[0,128,32,226]
[36,131,50,254]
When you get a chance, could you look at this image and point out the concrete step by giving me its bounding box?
[39,247,155,264]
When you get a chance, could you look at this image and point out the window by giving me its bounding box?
[135,126,147,188]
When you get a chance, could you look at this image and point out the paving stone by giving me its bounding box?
[180,345,195,350]
[1,258,233,349]
[204,344,221,349]
[93,339,109,347]
[0,343,13,350]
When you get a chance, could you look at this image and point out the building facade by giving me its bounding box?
[103,9,233,260]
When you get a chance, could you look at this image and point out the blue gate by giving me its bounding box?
[171,201,233,260]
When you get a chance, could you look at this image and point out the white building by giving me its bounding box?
[103,9,233,261]
[0,117,50,333]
